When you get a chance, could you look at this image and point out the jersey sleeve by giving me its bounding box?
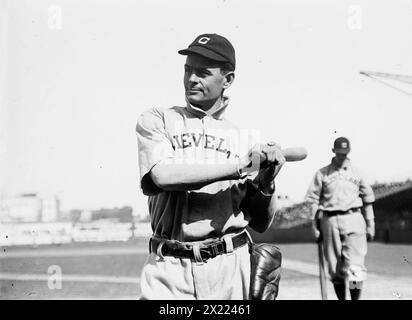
[357,168,375,204]
[135,107,175,195]
[305,170,323,204]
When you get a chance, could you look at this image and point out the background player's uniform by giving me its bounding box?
[305,158,375,283]
[136,97,274,299]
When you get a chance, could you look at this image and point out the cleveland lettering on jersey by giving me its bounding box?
[172,132,234,158]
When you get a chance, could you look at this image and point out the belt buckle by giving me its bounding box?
[210,243,219,258]
[199,247,211,262]
[199,242,220,262]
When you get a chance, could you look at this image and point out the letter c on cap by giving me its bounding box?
[198,37,210,44]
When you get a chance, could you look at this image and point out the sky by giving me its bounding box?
[1,0,412,216]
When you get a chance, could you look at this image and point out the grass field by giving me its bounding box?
[1,238,411,300]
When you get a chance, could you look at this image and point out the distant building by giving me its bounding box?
[373,180,412,243]
[91,206,133,222]
[41,196,60,222]
[69,206,134,223]
[79,210,93,222]
[0,194,41,222]
[69,209,82,223]
[0,194,60,223]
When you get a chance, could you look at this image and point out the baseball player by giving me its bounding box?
[135,33,286,300]
[305,137,375,300]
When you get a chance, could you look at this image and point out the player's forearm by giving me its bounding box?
[150,162,241,191]
[243,184,277,233]
[246,166,283,231]
[253,194,277,231]
[310,203,319,220]
[254,168,275,194]
[259,192,277,219]
[253,163,283,194]
[362,203,375,221]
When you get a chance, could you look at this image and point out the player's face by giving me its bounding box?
[184,54,230,110]
[334,151,348,166]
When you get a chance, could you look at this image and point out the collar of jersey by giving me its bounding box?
[331,157,351,170]
[185,96,229,120]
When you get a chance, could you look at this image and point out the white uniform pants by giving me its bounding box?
[139,241,251,300]
[320,210,368,283]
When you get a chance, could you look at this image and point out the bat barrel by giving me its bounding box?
[282,147,308,162]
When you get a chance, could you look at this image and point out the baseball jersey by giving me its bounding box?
[136,97,272,241]
[305,158,375,212]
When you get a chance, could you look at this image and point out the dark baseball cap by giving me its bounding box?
[178,33,236,70]
[333,137,351,154]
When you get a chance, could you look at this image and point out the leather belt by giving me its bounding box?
[324,207,361,217]
[150,231,249,262]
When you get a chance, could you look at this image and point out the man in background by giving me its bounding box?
[306,137,375,300]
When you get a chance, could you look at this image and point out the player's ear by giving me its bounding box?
[222,71,235,89]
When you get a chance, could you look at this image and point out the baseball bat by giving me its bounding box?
[317,219,328,300]
[260,147,307,170]
[281,147,308,162]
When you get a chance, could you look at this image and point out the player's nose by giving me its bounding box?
[187,71,199,84]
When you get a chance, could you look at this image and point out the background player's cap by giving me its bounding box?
[333,137,351,154]
[178,33,236,70]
